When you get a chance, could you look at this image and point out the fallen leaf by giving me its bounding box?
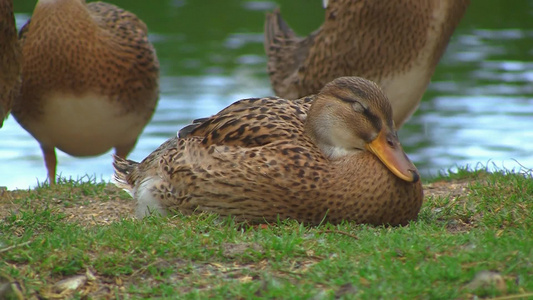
[464,270,507,293]
[222,243,263,258]
[239,275,253,283]
[53,275,87,293]
[334,283,358,298]
[359,277,370,287]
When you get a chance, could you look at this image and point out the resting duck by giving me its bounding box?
[0,0,21,127]
[265,0,470,128]
[113,77,423,226]
[12,0,159,184]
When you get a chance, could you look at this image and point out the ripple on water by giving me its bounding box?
[2,4,532,189]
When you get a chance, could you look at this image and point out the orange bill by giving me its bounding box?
[365,130,420,182]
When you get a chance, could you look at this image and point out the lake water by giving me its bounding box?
[2,0,532,190]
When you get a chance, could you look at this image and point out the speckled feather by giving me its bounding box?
[265,0,470,128]
[114,77,423,226]
[16,1,159,119]
[179,96,314,147]
[13,0,159,183]
[0,0,21,127]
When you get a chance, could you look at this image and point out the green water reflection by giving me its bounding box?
[5,0,533,188]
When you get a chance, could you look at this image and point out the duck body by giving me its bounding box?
[265,0,470,128]
[0,0,21,127]
[13,0,159,183]
[114,77,423,226]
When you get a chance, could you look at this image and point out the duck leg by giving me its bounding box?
[41,145,57,185]
[115,140,137,159]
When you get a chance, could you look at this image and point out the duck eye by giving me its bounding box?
[352,101,366,113]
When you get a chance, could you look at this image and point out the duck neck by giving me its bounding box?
[304,97,362,159]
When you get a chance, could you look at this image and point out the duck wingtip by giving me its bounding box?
[264,7,295,53]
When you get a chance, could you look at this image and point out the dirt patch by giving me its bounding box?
[0,180,481,299]
[222,242,264,258]
[0,185,135,226]
[424,180,471,200]
[1,181,471,226]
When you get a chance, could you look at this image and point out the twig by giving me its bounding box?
[316,230,358,240]
[0,241,31,254]
[129,259,165,278]
[489,292,533,300]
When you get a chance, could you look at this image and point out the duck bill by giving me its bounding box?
[365,130,419,183]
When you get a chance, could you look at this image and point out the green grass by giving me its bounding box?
[0,169,532,299]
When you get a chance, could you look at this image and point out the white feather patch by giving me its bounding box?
[134,177,168,219]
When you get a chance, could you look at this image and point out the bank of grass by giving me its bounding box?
[0,168,532,299]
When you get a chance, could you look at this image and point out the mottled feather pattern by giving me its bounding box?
[265,0,470,127]
[87,1,159,109]
[0,0,21,127]
[14,0,159,120]
[114,77,423,225]
[13,0,160,184]
[116,135,421,225]
[181,96,314,147]
[86,1,159,113]
[264,9,315,97]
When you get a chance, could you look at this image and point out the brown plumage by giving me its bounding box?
[265,0,470,128]
[113,77,423,226]
[0,0,21,127]
[12,0,159,184]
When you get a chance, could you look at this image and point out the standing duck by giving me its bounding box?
[113,77,423,226]
[12,0,159,184]
[0,0,21,127]
[265,0,470,128]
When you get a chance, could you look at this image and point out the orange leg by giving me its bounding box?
[115,140,137,158]
[41,145,57,185]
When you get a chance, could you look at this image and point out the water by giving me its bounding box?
[2,0,532,190]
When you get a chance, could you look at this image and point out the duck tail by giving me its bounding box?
[112,154,138,195]
[264,8,296,55]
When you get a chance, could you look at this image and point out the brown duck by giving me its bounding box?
[113,77,423,226]
[12,0,159,184]
[265,0,470,128]
[0,0,21,127]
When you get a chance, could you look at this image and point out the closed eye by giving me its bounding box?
[351,101,366,113]
[334,93,368,113]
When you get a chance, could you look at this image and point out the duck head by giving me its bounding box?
[305,76,420,183]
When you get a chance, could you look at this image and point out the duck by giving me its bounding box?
[113,77,423,226]
[0,0,21,127]
[264,0,470,128]
[12,0,159,184]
